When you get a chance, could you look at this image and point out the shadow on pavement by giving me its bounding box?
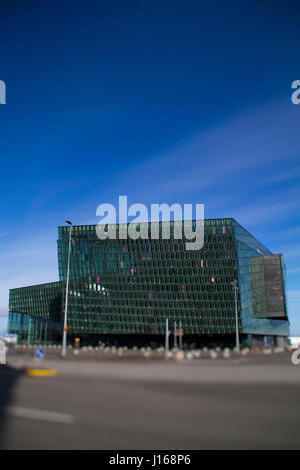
[0,365,22,449]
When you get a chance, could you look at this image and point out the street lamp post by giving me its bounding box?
[165,318,169,360]
[62,220,72,358]
[231,279,240,354]
[174,320,177,349]
[179,320,183,351]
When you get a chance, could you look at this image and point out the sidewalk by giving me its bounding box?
[6,352,300,385]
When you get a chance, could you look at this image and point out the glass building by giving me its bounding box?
[8,219,289,346]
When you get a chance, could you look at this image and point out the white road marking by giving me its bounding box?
[4,406,75,424]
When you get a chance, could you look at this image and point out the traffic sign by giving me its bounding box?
[35,348,45,360]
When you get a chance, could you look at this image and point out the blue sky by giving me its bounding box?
[0,0,299,334]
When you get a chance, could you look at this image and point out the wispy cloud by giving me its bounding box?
[231,194,300,228]
[98,98,300,201]
[0,230,59,312]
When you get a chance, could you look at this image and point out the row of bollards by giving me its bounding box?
[13,343,288,361]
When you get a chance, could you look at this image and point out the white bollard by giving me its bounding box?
[209,350,218,359]
[223,350,231,359]
[175,350,185,361]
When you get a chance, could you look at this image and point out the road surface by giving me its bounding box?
[0,352,299,449]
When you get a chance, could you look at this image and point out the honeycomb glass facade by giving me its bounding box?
[8,219,289,344]
[8,282,63,343]
[234,222,289,337]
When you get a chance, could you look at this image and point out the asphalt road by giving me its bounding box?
[0,353,300,449]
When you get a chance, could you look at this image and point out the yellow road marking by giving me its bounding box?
[26,369,58,377]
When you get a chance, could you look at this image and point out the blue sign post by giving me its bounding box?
[35,348,45,360]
